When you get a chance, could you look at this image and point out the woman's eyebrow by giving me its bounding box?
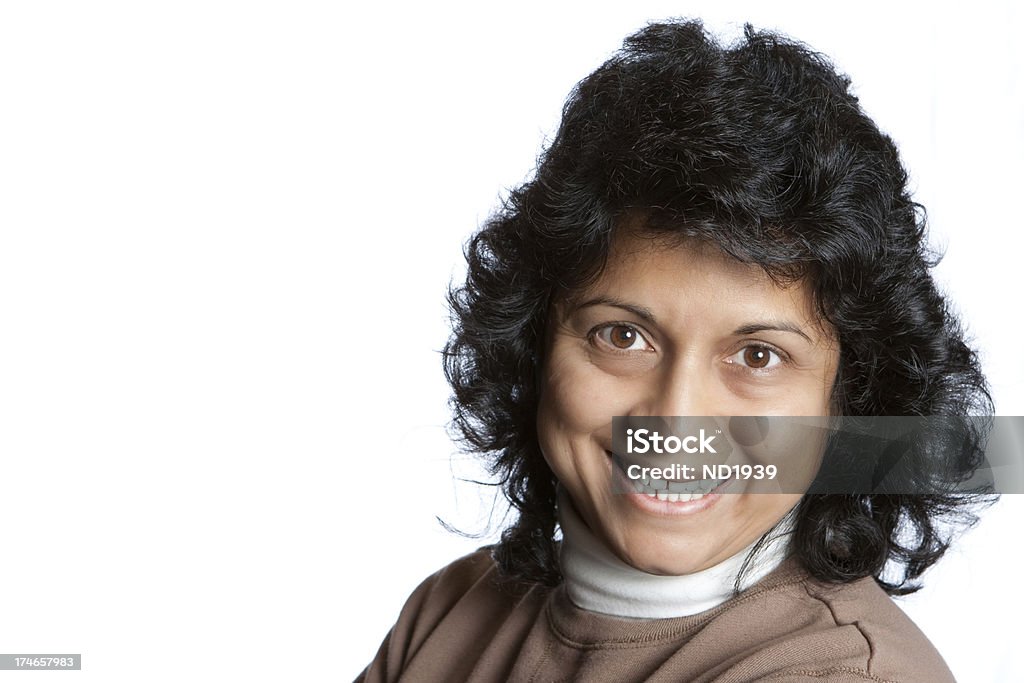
[570,296,657,324]
[733,322,813,343]
[571,297,814,343]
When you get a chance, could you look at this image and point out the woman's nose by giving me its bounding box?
[635,358,715,418]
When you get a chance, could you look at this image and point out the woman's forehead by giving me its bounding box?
[605,228,759,280]
[570,229,786,299]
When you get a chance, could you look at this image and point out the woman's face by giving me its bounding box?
[537,228,840,575]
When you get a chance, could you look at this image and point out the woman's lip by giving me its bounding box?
[624,487,723,516]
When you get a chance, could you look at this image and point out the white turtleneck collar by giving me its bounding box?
[556,488,793,619]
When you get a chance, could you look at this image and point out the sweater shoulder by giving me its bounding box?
[793,573,956,682]
[358,547,548,682]
[420,546,503,600]
[394,546,515,643]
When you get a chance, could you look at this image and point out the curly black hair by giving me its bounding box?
[442,19,994,595]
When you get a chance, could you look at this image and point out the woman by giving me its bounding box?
[359,19,991,682]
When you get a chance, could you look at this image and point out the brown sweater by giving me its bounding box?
[357,548,955,682]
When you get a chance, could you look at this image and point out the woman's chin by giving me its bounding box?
[610,539,721,576]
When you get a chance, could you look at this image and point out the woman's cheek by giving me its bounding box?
[547,356,629,428]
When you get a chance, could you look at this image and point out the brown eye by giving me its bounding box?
[610,325,638,349]
[594,324,651,352]
[744,347,771,368]
[728,345,782,370]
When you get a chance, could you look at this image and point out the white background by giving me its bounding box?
[1,1,1022,681]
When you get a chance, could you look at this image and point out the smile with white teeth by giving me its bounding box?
[628,476,723,500]
[647,490,709,503]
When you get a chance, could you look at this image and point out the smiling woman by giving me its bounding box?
[538,228,839,577]
[357,18,992,683]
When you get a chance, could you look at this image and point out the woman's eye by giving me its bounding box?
[593,324,652,352]
[727,345,783,370]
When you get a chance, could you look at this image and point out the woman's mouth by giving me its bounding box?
[606,450,734,504]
